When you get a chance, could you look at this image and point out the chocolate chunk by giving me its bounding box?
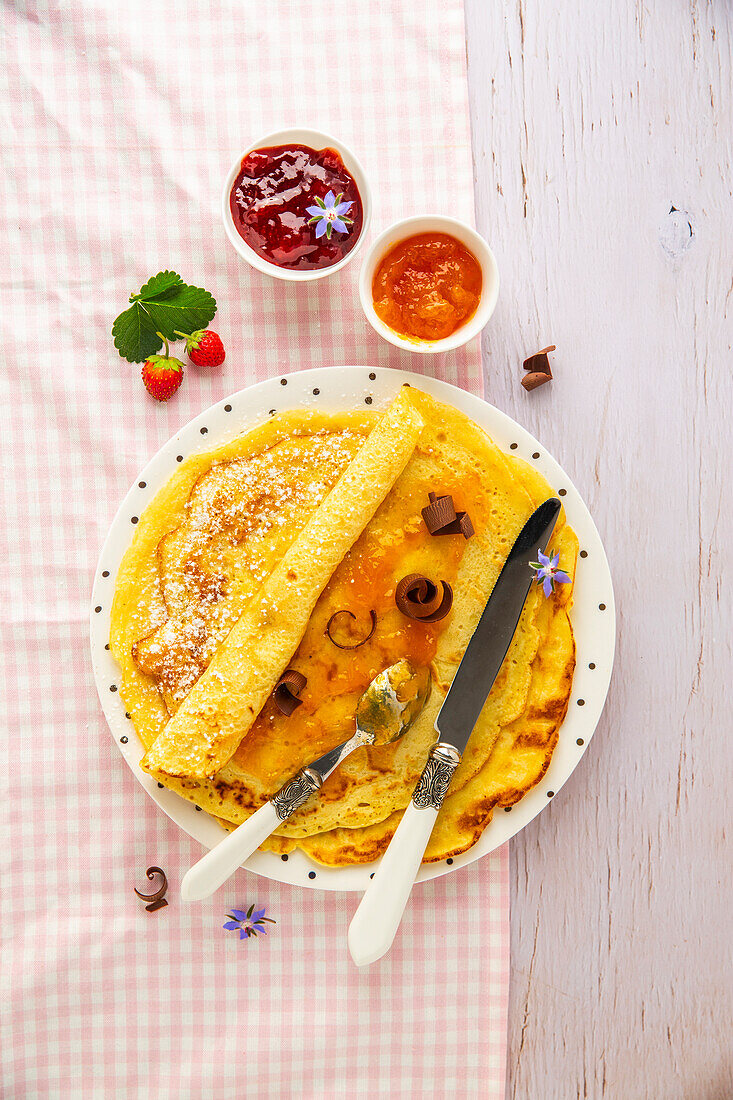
[273,669,307,716]
[521,371,551,392]
[522,345,555,377]
[326,609,377,650]
[421,492,474,540]
[457,512,475,539]
[134,867,169,911]
[395,574,453,623]
[145,898,169,913]
[422,492,457,531]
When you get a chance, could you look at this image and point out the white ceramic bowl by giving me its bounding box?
[359,215,499,353]
[222,127,372,282]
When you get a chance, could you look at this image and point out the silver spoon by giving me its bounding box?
[180,660,431,901]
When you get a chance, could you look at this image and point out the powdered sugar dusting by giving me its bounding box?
[133,428,366,705]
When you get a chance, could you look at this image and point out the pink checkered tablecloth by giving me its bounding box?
[1,2,509,1097]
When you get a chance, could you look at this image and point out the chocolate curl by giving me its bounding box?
[273,669,307,716]
[522,345,555,377]
[421,492,474,540]
[134,867,169,912]
[395,574,453,623]
[326,609,377,650]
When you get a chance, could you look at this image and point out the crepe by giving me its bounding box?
[128,389,424,779]
[110,387,577,863]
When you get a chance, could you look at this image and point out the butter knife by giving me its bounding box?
[348,497,562,966]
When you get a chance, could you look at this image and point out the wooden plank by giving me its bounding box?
[464,1,733,1096]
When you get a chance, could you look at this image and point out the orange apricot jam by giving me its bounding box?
[232,521,468,792]
[372,232,482,342]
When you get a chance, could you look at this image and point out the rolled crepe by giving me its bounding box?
[142,388,424,780]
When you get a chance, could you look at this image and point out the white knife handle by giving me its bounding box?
[180,767,322,902]
[348,743,461,966]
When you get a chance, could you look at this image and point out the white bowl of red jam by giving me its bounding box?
[359,215,499,353]
[223,128,371,281]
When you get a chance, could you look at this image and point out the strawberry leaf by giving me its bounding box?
[113,272,217,363]
[133,270,183,302]
[112,302,163,363]
[142,285,217,343]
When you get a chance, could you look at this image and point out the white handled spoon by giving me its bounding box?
[180,659,430,902]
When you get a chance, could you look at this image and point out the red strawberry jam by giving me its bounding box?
[229,144,364,271]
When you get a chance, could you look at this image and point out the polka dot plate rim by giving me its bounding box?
[90,365,615,893]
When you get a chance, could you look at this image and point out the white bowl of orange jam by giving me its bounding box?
[359,215,499,353]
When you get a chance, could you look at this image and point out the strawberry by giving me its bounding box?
[141,338,184,401]
[178,328,226,368]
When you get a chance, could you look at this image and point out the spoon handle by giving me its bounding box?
[180,800,284,902]
[348,743,460,966]
[181,736,363,902]
[181,765,324,901]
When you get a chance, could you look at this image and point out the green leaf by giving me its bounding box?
[112,302,163,363]
[112,272,217,363]
[133,270,183,302]
[141,284,217,343]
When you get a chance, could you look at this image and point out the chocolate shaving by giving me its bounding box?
[522,345,555,377]
[421,492,474,540]
[145,898,169,913]
[422,492,456,530]
[457,512,475,538]
[273,669,307,716]
[395,574,453,623]
[521,371,551,392]
[326,609,377,650]
[134,866,169,912]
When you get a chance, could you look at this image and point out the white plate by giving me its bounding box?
[90,366,615,892]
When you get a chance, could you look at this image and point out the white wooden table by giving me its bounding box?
[464,2,732,1096]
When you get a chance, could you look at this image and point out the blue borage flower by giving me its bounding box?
[530,550,572,598]
[223,905,276,940]
[306,190,354,239]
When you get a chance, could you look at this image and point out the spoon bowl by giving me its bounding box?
[356,660,432,746]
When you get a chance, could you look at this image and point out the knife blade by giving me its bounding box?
[433,496,561,754]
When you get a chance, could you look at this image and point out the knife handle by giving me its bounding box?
[348,743,461,966]
[180,768,321,902]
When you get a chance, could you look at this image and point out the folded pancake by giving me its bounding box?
[129,389,424,779]
[110,386,577,863]
[111,412,374,746]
